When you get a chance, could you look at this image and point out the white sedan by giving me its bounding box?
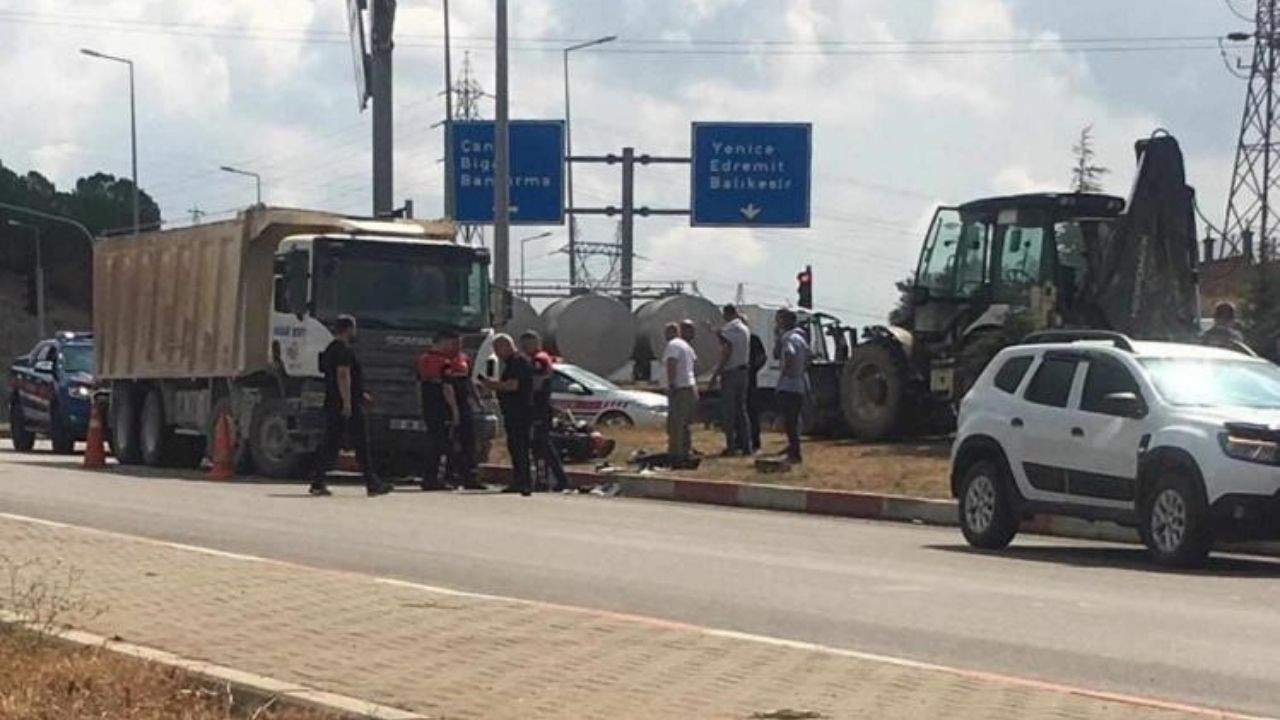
[549,363,668,427]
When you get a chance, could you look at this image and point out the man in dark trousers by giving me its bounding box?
[309,315,393,497]
[746,331,768,454]
[480,334,535,496]
[444,342,485,490]
[520,330,569,492]
[417,331,461,491]
[774,308,811,464]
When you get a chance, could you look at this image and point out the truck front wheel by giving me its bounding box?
[248,398,303,479]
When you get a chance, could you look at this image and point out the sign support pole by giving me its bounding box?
[492,0,511,288]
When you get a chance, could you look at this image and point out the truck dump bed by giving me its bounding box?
[93,207,453,381]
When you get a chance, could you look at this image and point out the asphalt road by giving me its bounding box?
[2,447,1279,717]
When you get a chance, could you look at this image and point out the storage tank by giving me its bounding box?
[633,294,723,376]
[542,294,635,376]
[501,296,543,340]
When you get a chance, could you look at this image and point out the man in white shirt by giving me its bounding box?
[663,321,698,462]
[712,304,752,455]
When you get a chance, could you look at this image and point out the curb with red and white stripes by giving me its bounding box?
[480,465,1280,558]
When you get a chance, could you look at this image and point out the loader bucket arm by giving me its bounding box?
[1082,133,1199,339]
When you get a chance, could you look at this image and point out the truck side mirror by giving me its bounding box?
[284,250,310,319]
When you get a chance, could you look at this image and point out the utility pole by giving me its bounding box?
[370,0,396,217]
[619,146,635,308]
[492,0,511,288]
[453,52,487,246]
[562,35,617,287]
[442,0,455,224]
[1223,0,1280,261]
[80,48,139,235]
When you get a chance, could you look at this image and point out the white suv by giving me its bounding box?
[951,331,1280,567]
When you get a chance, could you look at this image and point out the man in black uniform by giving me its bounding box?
[521,330,569,492]
[309,315,393,497]
[480,334,534,496]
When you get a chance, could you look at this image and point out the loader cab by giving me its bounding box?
[911,193,1124,340]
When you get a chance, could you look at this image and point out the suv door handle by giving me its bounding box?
[1071,427,1085,437]
[1011,418,1024,428]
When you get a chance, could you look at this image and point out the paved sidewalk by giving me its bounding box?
[0,515,1228,720]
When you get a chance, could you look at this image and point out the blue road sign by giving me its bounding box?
[451,120,565,225]
[690,122,812,228]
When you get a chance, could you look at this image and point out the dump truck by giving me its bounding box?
[94,207,496,477]
[840,131,1200,439]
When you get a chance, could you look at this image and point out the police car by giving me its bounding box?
[7,331,96,454]
[549,362,667,427]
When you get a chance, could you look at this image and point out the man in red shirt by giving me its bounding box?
[417,331,461,490]
[520,330,569,492]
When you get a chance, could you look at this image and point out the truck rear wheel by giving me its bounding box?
[841,343,906,440]
[248,398,303,479]
[140,386,174,467]
[110,383,143,465]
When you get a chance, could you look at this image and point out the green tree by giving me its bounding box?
[1241,265,1280,359]
[888,275,914,326]
[0,161,162,309]
[1070,124,1110,193]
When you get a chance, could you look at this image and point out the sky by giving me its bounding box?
[0,0,1255,325]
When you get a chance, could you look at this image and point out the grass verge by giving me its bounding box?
[495,425,952,499]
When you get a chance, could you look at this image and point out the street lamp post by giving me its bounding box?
[519,231,554,289]
[8,220,45,337]
[80,48,138,236]
[220,165,263,206]
[563,34,617,288]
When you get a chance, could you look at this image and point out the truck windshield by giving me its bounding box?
[312,240,489,331]
[917,208,988,299]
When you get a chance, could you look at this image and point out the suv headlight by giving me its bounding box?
[1219,432,1280,464]
[69,385,92,400]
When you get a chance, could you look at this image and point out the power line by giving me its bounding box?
[0,12,1224,57]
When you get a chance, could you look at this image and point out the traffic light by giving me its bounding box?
[23,272,37,316]
[797,265,813,309]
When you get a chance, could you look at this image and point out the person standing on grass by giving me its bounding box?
[711,304,752,456]
[521,330,569,492]
[309,315,393,497]
[663,321,698,465]
[774,308,810,464]
[417,330,461,491]
[746,330,768,453]
[480,334,535,496]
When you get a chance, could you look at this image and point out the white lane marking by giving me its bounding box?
[0,511,1270,720]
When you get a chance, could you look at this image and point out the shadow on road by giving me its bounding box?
[928,543,1280,578]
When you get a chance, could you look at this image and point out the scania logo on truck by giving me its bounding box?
[384,335,432,347]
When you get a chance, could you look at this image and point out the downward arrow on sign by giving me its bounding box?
[740,203,762,220]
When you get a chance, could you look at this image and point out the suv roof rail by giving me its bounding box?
[1020,330,1136,353]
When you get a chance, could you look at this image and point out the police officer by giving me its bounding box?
[417,331,460,491]
[480,334,534,496]
[520,330,568,492]
[309,315,393,497]
[444,338,485,490]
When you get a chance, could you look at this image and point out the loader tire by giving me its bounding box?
[841,343,907,440]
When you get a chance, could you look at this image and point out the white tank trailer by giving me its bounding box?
[541,293,636,377]
[633,294,723,378]
[501,296,544,340]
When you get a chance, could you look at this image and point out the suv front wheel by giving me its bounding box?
[958,459,1019,550]
[1140,468,1213,568]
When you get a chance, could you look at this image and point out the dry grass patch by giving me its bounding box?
[494,425,953,499]
[0,627,334,719]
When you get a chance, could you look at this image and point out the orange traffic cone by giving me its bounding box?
[207,411,236,480]
[82,401,107,469]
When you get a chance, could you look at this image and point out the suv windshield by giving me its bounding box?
[60,345,94,374]
[312,240,489,331]
[1140,358,1280,409]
